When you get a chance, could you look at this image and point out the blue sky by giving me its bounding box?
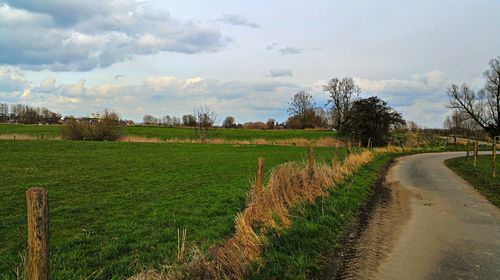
[0,0,498,127]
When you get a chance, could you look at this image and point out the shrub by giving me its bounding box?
[62,111,122,141]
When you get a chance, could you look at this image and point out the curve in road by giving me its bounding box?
[336,152,500,280]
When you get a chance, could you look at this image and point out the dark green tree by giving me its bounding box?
[344,96,405,146]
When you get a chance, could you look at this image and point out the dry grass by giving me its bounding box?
[0,133,60,141]
[131,148,376,280]
[118,136,344,148]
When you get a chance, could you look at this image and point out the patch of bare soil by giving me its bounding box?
[324,159,412,279]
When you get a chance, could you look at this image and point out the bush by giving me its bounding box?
[62,111,122,141]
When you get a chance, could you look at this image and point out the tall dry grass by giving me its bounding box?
[131,148,376,280]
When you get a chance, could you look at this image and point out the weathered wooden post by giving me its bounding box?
[347,141,351,155]
[308,146,315,170]
[332,146,338,169]
[465,139,469,161]
[256,158,265,190]
[367,138,372,149]
[454,135,457,151]
[26,188,49,280]
[493,137,498,178]
[474,138,478,167]
[358,139,361,148]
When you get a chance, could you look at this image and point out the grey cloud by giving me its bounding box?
[266,43,277,50]
[0,1,230,71]
[216,14,260,28]
[269,69,293,78]
[114,74,124,80]
[278,47,304,55]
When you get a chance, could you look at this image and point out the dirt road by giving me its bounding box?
[334,152,500,280]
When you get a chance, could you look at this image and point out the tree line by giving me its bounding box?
[0,103,61,124]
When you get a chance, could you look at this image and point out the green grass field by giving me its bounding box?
[0,124,334,141]
[0,140,343,279]
[445,155,499,207]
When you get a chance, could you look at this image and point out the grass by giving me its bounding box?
[445,155,500,207]
[0,140,341,279]
[248,152,397,279]
[0,124,335,141]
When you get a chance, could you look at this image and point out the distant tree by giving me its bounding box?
[194,106,218,141]
[266,118,276,129]
[143,114,155,125]
[243,121,267,129]
[182,114,197,126]
[407,121,420,132]
[345,96,405,146]
[287,90,315,129]
[323,77,360,131]
[447,56,499,138]
[222,116,236,128]
[163,115,173,126]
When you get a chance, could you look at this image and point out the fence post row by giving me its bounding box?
[26,187,49,280]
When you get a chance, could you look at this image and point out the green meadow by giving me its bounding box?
[0,140,342,279]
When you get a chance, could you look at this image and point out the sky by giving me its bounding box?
[0,0,499,127]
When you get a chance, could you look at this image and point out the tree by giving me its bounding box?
[323,77,360,131]
[182,114,197,126]
[194,106,218,141]
[143,114,155,125]
[222,116,236,128]
[287,90,315,129]
[345,96,405,146]
[447,56,500,138]
[266,118,276,129]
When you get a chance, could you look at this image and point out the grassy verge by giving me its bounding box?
[0,140,340,279]
[248,152,397,279]
[445,155,499,207]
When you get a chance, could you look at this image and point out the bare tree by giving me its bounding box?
[323,77,360,131]
[287,90,315,129]
[447,56,500,138]
[194,106,218,141]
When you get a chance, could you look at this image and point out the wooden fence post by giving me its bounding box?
[367,138,372,149]
[26,188,49,280]
[347,141,351,155]
[332,146,338,169]
[493,137,498,178]
[465,139,469,161]
[256,158,265,190]
[474,139,478,167]
[308,146,315,170]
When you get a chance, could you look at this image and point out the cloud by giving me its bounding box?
[278,47,304,55]
[266,43,278,50]
[0,1,230,71]
[0,66,30,91]
[269,69,293,78]
[355,70,447,106]
[36,76,57,93]
[216,14,260,28]
[114,74,124,80]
